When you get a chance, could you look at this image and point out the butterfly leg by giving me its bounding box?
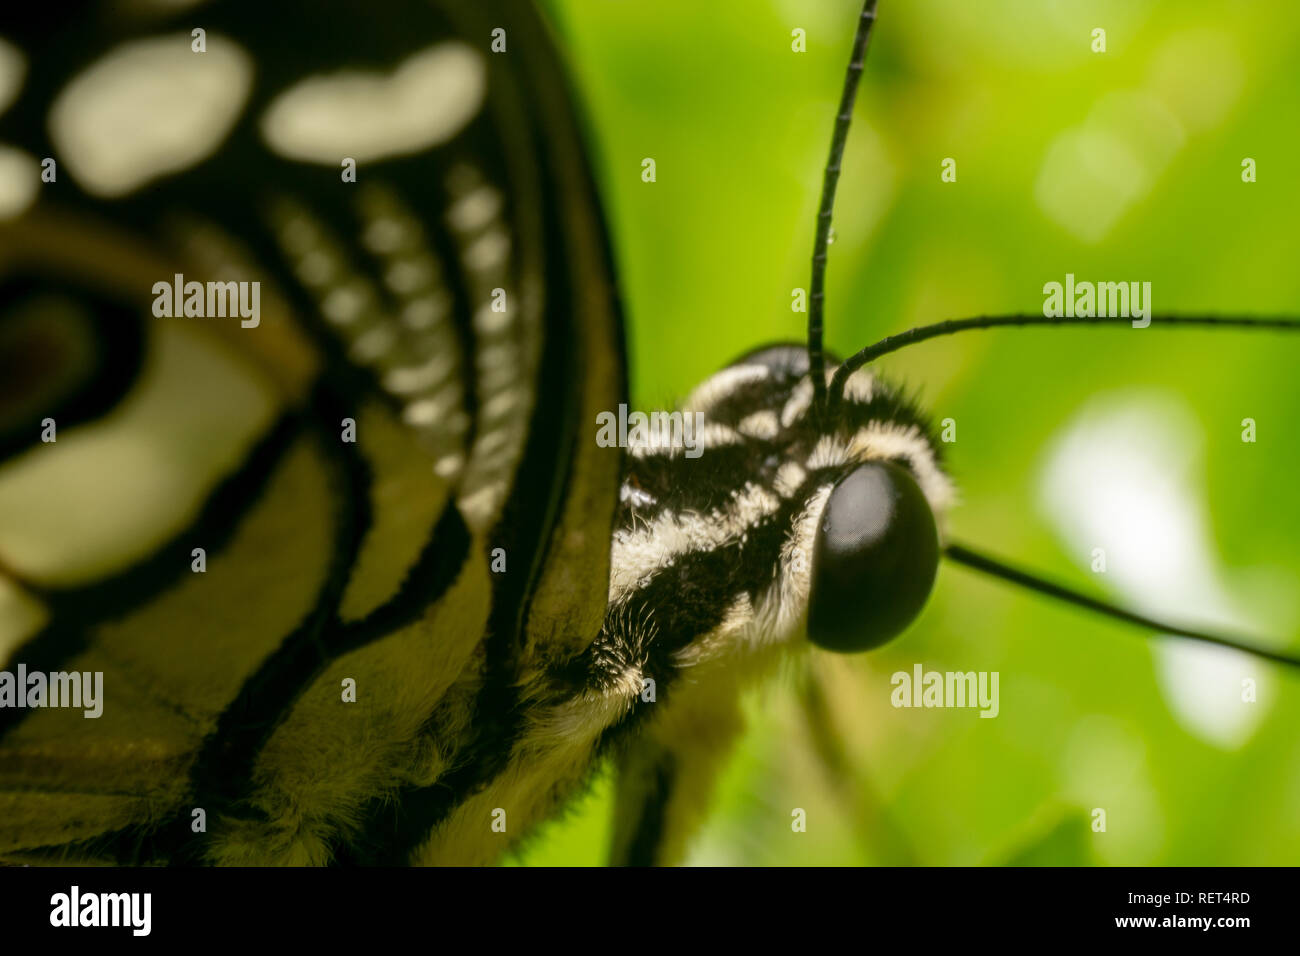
[608,691,744,866]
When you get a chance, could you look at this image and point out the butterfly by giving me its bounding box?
[0,0,1297,868]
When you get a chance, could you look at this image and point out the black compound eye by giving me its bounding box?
[807,460,939,653]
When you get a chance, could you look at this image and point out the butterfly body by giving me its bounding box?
[587,345,953,862]
[354,345,953,866]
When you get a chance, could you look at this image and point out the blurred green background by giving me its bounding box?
[511,0,1300,865]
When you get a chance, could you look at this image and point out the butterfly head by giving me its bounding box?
[607,344,953,684]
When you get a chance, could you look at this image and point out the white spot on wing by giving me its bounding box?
[260,43,485,164]
[49,33,252,198]
[0,147,38,220]
[0,36,26,117]
[447,185,502,233]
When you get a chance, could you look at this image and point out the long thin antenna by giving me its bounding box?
[945,542,1300,671]
[808,0,880,412]
[828,313,1300,405]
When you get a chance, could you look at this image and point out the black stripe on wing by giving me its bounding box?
[1,381,474,864]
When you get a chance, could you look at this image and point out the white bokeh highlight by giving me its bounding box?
[1039,391,1272,748]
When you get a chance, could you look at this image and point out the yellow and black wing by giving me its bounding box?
[0,0,624,865]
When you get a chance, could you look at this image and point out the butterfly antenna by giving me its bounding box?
[829,313,1300,406]
[946,542,1300,671]
[808,0,880,412]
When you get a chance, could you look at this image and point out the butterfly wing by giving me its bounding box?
[0,0,624,864]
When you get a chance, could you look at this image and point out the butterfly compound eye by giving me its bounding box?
[808,460,940,653]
